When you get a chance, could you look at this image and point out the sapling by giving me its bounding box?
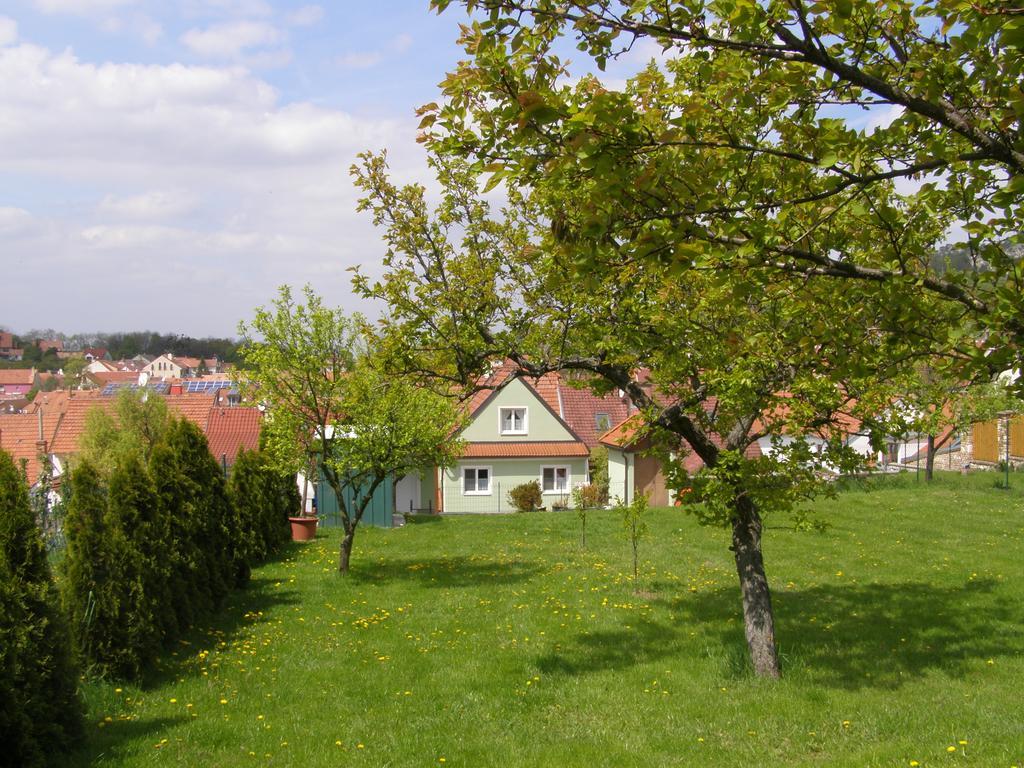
[618,494,648,586]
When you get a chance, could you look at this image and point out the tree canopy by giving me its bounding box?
[423,0,1023,377]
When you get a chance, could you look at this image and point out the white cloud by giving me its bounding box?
[0,17,17,47]
[0,42,424,335]
[336,50,382,70]
[0,207,35,237]
[285,5,324,27]
[865,104,905,134]
[181,20,283,59]
[32,0,136,14]
[392,33,413,53]
[336,33,413,71]
[98,190,199,220]
[99,13,164,45]
[179,0,273,20]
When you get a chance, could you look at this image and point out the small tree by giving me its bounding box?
[570,484,598,547]
[62,356,87,390]
[618,493,649,587]
[0,449,83,766]
[239,286,461,573]
[589,445,610,505]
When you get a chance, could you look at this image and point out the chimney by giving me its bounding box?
[170,384,183,395]
[36,407,47,454]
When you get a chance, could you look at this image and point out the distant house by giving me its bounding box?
[0,368,39,399]
[0,331,23,361]
[85,370,141,389]
[422,362,631,515]
[85,358,117,374]
[144,354,221,379]
[82,348,112,362]
[36,339,63,354]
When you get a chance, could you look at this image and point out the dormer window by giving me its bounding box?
[499,406,528,435]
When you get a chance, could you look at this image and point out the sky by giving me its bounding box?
[0,2,905,341]
[0,0,475,338]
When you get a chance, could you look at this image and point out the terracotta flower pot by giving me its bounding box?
[289,516,318,542]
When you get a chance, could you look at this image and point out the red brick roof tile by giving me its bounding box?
[0,369,36,387]
[0,408,63,483]
[559,385,631,449]
[205,407,262,466]
[460,441,590,458]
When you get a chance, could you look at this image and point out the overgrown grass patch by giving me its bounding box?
[72,472,1024,767]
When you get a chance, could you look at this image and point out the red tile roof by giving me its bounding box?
[559,384,631,448]
[205,407,262,465]
[49,392,217,455]
[164,392,219,430]
[87,370,140,386]
[460,441,590,458]
[0,408,63,483]
[0,369,36,387]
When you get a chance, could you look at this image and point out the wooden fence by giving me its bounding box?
[1011,416,1024,458]
[972,420,1000,463]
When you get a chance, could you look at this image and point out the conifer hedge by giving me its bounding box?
[0,449,83,767]
[61,416,295,681]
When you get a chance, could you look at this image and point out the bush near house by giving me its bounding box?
[0,449,83,767]
[508,480,543,512]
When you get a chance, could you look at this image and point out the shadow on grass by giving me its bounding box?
[535,617,683,676]
[65,716,184,767]
[682,577,1021,689]
[348,555,544,588]
[536,578,1022,690]
[138,572,302,690]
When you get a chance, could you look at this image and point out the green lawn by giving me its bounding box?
[73,473,1024,767]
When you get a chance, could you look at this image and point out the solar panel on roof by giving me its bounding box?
[184,380,233,393]
[100,382,170,396]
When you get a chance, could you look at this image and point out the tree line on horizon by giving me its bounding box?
[0,330,242,372]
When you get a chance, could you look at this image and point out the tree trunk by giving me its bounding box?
[925,434,936,481]
[338,528,355,574]
[731,497,781,679]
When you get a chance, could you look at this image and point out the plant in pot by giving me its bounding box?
[289,458,320,542]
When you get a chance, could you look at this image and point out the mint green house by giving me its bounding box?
[440,373,592,514]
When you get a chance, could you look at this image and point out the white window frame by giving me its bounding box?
[498,406,528,435]
[462,465,493,496]
[540,465,571,495]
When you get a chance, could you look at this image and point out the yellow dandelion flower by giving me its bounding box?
[947,746,957,753]
[169,698,177,704]
[909,761,919,767]
[357,743,365,749]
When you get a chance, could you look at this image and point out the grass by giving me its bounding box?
[72,472,1024,767]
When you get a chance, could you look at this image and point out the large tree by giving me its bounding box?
[238,286,462,573]
[352,150,956,678]
[423,0,1023,376]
